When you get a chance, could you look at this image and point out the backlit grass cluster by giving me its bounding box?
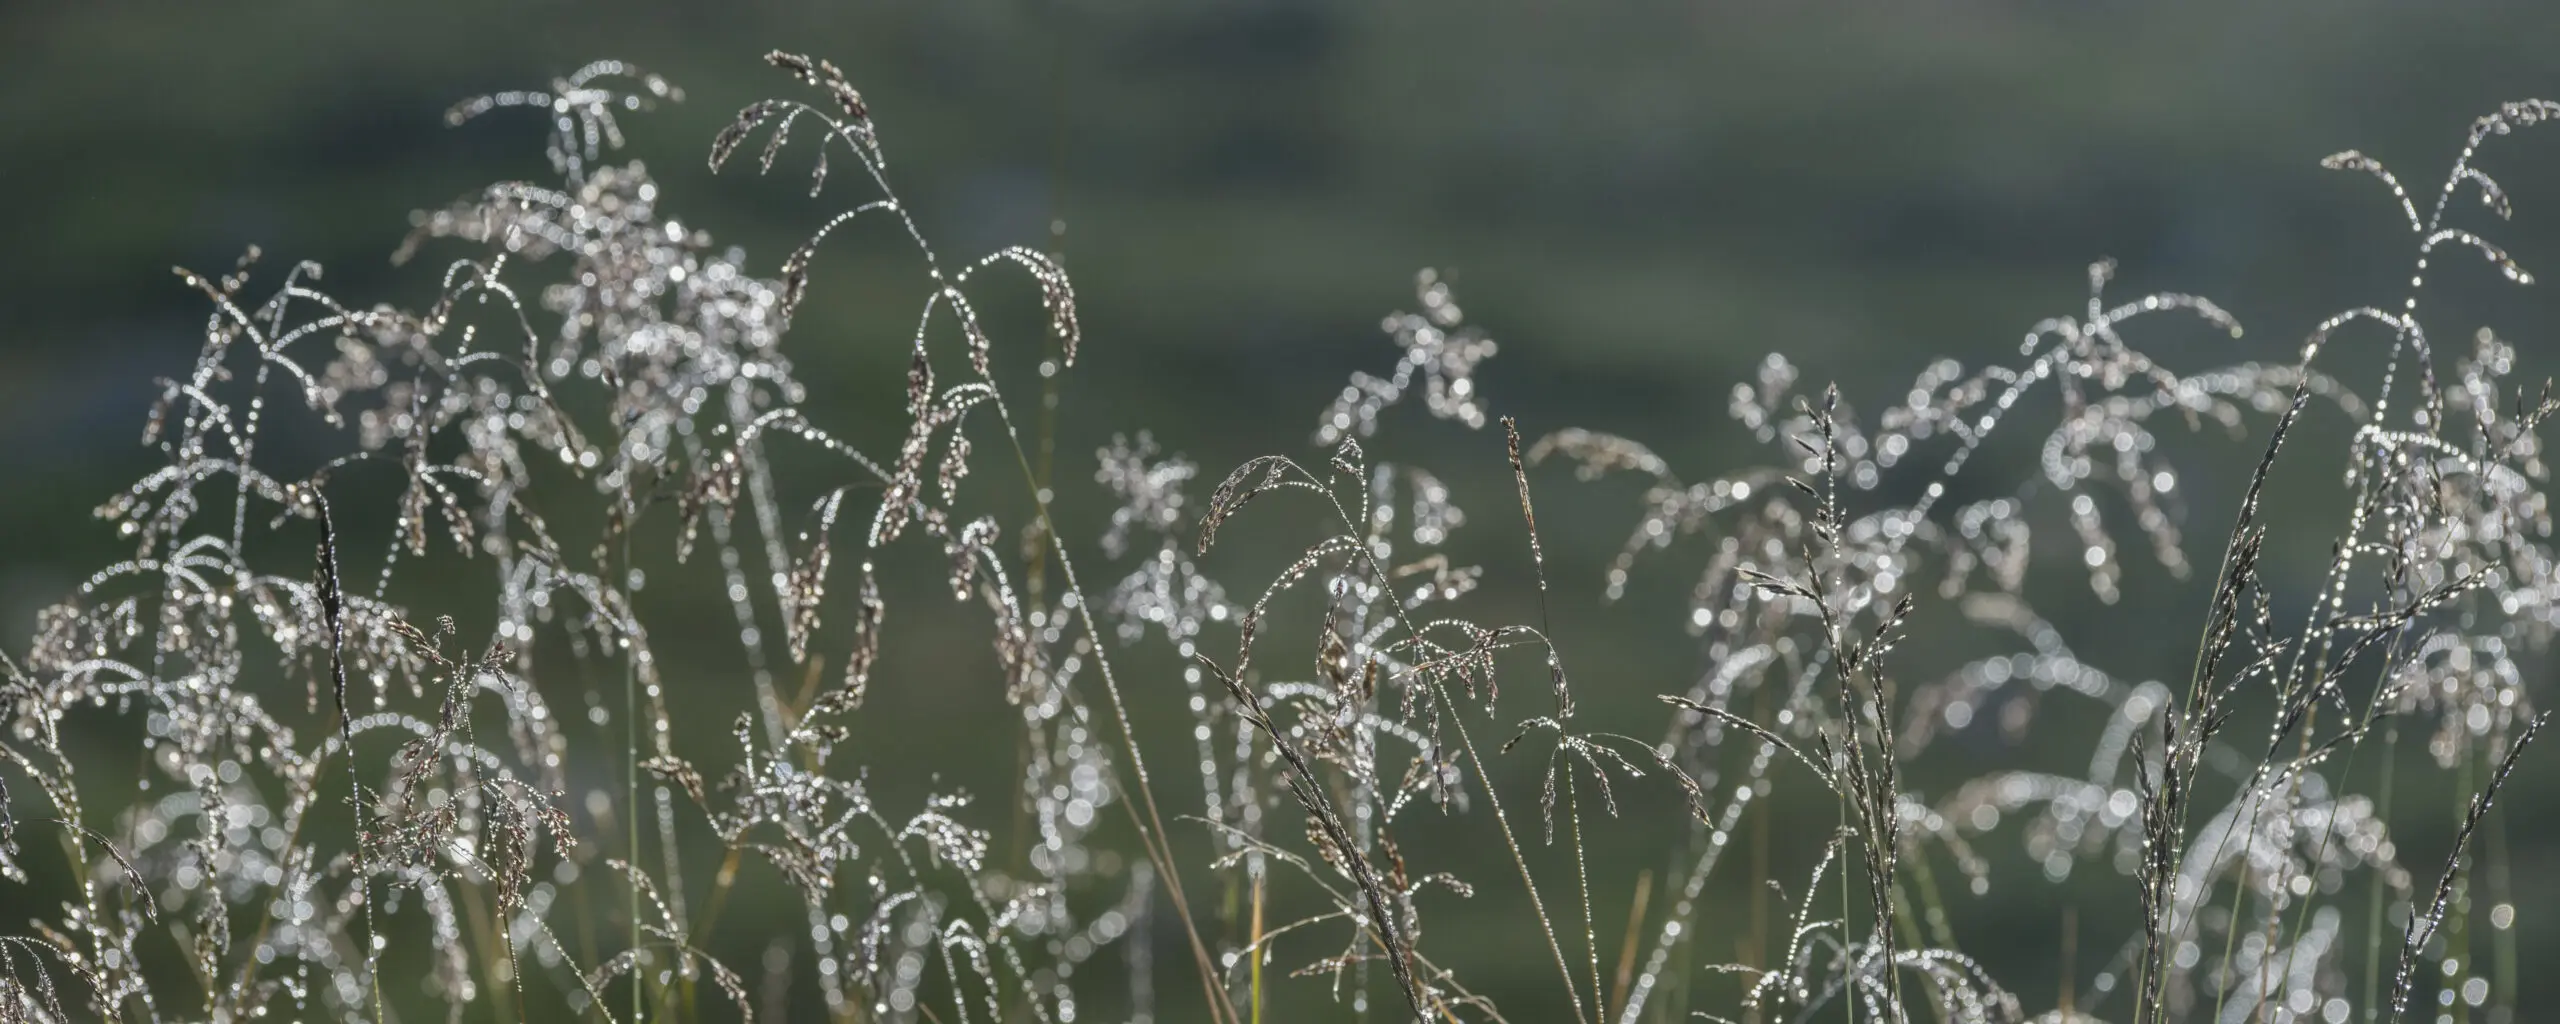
[1,52,2552,1024]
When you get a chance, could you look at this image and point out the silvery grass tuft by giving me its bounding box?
[0,50,2554,1024]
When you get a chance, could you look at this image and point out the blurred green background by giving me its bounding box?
[5,1,2559,1020]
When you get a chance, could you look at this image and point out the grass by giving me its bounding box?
[0,49,2554,1024]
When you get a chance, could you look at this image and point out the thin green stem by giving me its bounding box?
[2363,717,2401,1022]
